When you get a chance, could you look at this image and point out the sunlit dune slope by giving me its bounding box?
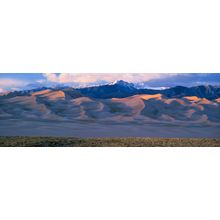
[33,90,65,101]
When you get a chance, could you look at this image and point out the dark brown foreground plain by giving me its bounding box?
[0,137,220,147]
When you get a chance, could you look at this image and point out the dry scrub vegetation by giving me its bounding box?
[0,136,220,147]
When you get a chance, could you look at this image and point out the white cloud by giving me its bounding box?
[42,73,170,85]
[43,73,59,82]
[0,79,28,89]
[0,88,5,93]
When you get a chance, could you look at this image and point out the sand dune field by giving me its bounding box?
[0,89,220,137]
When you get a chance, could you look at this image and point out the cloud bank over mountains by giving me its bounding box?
[0,73,220,92]
[42,73,164,84]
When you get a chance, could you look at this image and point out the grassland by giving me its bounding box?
[0,136,220,147]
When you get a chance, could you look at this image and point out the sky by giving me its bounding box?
[0,73,220,92]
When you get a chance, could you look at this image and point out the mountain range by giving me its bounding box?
[77,80,220,99]
[1,80,220,100]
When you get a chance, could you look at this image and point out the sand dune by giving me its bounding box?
[39,90,65,101]
[32,89,52,96]
[1,91,220,135]
[1,90,220,137]
[216,98,220,102]
[111,95,145,116]
[139,93,163,100]
[1,91,220,123]
[184,96,201,101]
[72,97,93,105]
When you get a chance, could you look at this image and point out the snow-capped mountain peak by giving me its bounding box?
[110,80,135,88]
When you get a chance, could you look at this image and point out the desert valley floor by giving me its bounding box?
[0,119,219,138]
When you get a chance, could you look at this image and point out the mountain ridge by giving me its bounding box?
[0,80,220,100]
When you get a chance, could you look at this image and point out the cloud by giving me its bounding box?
[42,73,165,85]
[145,73,220,87]
[43,73,59,82]
[2,73,218,92]
[0,78,28,90]
[44,73,220,88]
[0,88,5,93]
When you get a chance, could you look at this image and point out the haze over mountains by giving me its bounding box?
[0,80,220,137]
